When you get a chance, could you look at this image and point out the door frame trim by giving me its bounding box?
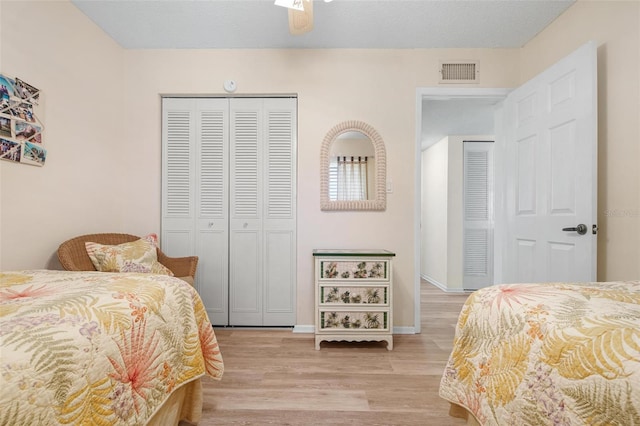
[414,87,510,333]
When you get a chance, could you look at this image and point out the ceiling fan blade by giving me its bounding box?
[288,0,313,35]
[274,0,304,11]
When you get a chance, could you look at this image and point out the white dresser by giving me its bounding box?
[313,249,395,350]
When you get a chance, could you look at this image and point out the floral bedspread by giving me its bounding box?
[439,281,640,425]
[0,270,224,425]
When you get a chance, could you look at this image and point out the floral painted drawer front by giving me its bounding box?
[319,310,389,331]
[319,260,389,280]
[320,285,388,305]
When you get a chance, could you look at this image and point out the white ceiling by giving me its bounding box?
[71,0,574,50]
[422,97,502,148]
[70,0,574,150]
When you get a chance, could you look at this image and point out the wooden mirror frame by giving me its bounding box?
[320,120,387,211]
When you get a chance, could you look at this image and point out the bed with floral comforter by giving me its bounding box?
[0,270,224,425]
[439,281,640,426]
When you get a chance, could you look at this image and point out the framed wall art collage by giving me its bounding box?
[0,74,46,166]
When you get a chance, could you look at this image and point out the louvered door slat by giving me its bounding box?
[464,151,489,220]
[165,111,192,217]
[232,110,259,217]
[266,110,293,218]
[199,110,226,218]
[464,229,489,275]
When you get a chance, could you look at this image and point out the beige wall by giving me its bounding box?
[520,0,640,280]
[0,1,125,270]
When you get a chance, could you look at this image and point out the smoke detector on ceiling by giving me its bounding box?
[439,61,480,84]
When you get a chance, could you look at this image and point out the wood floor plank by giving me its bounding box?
[195,280,470,425]
[207,389,371,411]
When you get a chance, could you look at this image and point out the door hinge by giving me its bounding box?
[592,224,598,235]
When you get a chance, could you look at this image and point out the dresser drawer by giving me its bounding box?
[318,259,390,281]
[319,284,388,306]
[318,309,390,332]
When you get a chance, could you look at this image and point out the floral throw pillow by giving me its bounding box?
[85,234,174,276]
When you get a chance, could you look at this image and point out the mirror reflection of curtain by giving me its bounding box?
[329,156,368,200]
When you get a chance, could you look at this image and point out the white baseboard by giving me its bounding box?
[293,325,315,333]
[421,274,446,290]
[421,274,469,293]
[393,326,416,334]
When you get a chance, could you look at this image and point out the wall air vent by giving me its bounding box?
[439,61,479,84]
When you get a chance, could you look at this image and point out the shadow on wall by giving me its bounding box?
[595,43,608,281]
[47,252,64,270]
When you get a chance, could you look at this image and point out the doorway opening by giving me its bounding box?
[415,42,600,333]
[413,88,509,333]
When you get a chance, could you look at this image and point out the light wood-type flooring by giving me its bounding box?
[197,280,470,425]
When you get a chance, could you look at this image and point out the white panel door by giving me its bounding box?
[229,98,264,326]
[195,99,229,325]
[463,141,494,290]
[503,41,597,283]
[162,99,196,260]
[228,98,297,326]
[262,98,297,326]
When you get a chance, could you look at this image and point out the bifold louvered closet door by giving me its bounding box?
[462,141,494,290]
[161,97,297,326]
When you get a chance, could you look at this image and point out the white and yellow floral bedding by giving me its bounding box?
[440,281,640,426]
[0,270,224,425]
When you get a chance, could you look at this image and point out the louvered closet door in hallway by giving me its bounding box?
[462,141,494,290]
[162,97,296,327]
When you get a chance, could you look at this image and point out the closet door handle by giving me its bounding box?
[243,222,248,229]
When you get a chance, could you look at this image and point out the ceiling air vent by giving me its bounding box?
[439,61,479,84]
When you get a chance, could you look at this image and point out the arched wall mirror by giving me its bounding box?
[320,121,387,211]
